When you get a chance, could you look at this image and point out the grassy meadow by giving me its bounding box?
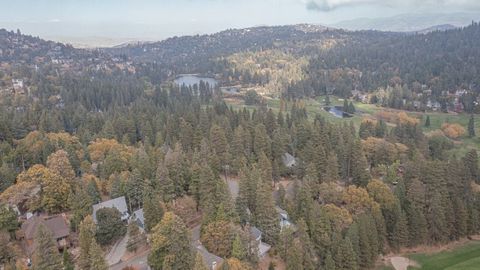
[407,241,480,270]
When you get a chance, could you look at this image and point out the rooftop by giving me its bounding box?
[92,196,129,223]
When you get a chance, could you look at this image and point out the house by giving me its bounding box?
[250,226,271,257]
[196,244,224,270]
[275,206,293,230]
[131,208,145,231]
[92,196,129,223]
[18,215,70,256]
[282,153,296,168]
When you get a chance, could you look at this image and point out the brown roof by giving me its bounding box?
[21,215,69,240]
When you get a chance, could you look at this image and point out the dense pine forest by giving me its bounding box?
[1,23,480,270]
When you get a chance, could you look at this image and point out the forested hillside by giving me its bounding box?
[0,24,480,270]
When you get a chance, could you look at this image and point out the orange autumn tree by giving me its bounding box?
[441,123,466,139]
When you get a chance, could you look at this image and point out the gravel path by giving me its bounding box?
[391,256,415,270]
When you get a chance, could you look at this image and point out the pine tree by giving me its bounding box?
[253,124,271,158]
[78,215,96,269]
[324,152,340,183]
[86,179,101,204]
[425,115,431,127]
[193,252,209,270]
[468,115,475,137]
[156,161,175,202]
[95,207,127,245]
[286,242,303,270]
[393,210,409,250]
[231,233,247,260]
[143,193,164,232]
[258,151,273,184]
[89,240,109,270]
[33,224,63,270]
[463,150,479,183]
[126,169,145,210]
[254,181,280,244]
[350,140,370,187]
[324,251,335,270]
[297,219,316,270]
[127,222,146,253]
[148,212,194,270]
[62,249,74,270]
[406,204,428,247]
[334,237,358,270]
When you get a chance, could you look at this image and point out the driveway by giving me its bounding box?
[110,250,150,270]
[106,234,129,266]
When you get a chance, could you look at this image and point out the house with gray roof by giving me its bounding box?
[92,196,129,223]
[275,206,293,230]
[250,226,271,257]
[282,153,296,168]
[131,208,145,231]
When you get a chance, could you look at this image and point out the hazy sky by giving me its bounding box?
[1,0,480,43]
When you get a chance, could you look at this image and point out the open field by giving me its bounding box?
[407,241,480,270]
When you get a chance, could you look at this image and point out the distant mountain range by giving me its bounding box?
[333,12,480,32]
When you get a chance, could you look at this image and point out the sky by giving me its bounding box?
[1,0,480,45]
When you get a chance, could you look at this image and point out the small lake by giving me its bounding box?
[174,75,217,88]
[324,106,353,118]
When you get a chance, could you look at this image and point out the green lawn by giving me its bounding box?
[408,241,480,270]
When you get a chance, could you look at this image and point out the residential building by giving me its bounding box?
[18,215,70,256]
[92,196,129,223]
[131,208,145,231]
[250,226,271,257]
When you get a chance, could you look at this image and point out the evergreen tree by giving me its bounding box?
[33,225,63,270]
[324,251,335,270]
[334,237,358,270]
[231,233,247,260]
[148,212,194,270]
[143,193,164,232]
[254,182,280,244]
[286,242,303,270]
[350,140,370,187]
[62,249,74,270]
[78,215,96,269]
[297,219,316,270]
[324,152,340,183]
[156,161,175,202]
[464,150,479,182]
[127,222,146,253]
[86,179,101,204]
[95,207,127,245]
[89,240,109,270]
[468,115,475,137]
[193,252,209,270]
[425,115,431,127]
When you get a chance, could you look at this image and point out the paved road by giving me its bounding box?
[110,250,150,270]
[106,234,128,266]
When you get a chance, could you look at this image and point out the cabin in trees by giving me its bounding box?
[250,226,271,257]
[92,196,129,223]
[282,153,296,168]
[131,208,145,231]
[17,215,70,256]
[275,206,293,230]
